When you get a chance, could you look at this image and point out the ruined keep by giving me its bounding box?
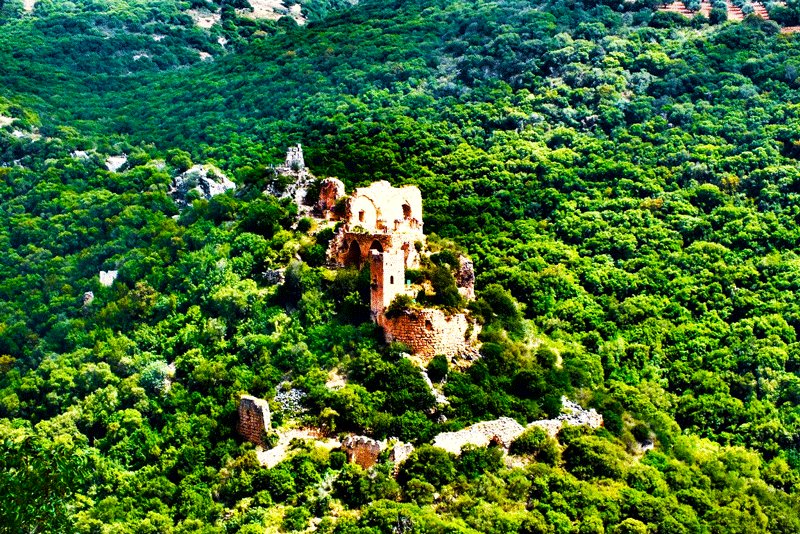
[237,395,271,447]
[327,180,425,271]
[320,180,479,360]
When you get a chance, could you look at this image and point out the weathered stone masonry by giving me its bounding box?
[237,395,271,447]
[381,308,477,359]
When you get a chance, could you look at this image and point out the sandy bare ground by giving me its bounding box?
[188,9,221,29]
[237,0,306,25]
[0,115,15,128]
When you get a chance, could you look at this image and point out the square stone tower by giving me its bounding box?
[370,249,406,323]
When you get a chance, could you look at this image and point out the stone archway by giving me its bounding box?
[346,240,362,268]
[369,239,383,253]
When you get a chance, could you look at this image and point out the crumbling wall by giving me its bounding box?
[237,395,271,447]
[381,308,478,360]
[343,181,423,234]
[328,231,421,270]
[342,435,384,469]
[456,255,476,301]
[432,417,526,455]
[316,177,345,216]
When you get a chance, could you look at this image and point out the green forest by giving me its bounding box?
[2,0,800,531]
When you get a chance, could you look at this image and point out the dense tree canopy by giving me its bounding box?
[1,0,800,531]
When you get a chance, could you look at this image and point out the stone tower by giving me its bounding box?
[370,249,405,323]
[284,144,304,170]
[237,395,271,446]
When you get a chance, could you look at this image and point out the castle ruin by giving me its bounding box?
[319,179,479,360]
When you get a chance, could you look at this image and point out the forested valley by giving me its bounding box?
[2,0,800,532]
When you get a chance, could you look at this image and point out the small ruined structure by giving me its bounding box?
[342,435,384,469]
[237,395,272,447]
[268,145,316,215]
[315,177,346,217]
[320,180,479,360]
[282,144,305,171]
[341,435,415,469]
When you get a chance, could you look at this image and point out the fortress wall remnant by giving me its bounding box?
[316,177,345,216]
[237,395,271,446]
[329,230,421,270]
[381,308,477,360]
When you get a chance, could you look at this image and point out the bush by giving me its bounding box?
[427,355,448,383]
[385,294,417,318]
[282,506,311,532]
[509,427,561,465]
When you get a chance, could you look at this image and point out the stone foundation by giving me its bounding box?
[381,308,478,360]
[237,395,271,446]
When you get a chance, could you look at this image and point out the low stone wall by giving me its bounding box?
[237,395,271,447]
[381,308,476,360]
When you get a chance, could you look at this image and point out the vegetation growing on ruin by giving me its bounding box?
[2,0,800,531]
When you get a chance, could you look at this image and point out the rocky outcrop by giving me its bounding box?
[456,255,475,300]
[169,164,235,206]
[99,270,118,287]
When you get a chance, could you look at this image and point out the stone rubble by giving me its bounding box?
[419,368,449,405]
[168,164,236,207]
[433,417,526,455]
[274,384,306,414]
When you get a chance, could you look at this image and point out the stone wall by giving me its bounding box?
[237,395,271,447]
[328,230,421,270]
[315,177,345,216]
[341,435,384,469]
[381,308,477,360]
